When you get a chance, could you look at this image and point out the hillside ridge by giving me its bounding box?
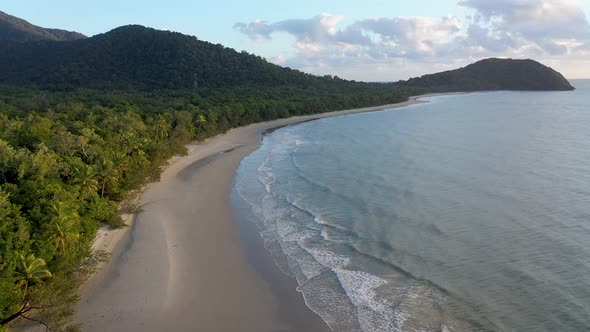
[0,10,86,42]
[403,58,574,91]
[0,23,574,92]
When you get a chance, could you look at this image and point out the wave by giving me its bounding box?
[233,128,477,331]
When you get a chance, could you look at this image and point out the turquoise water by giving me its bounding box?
[232,80,590,331]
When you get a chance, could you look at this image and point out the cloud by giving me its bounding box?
[233,14,371,50]
[235,14,463,60]
[233,20,276,41]
[462,23,517,53]
[459,0,590,54]
[575,42,590,53]
[355,16,462,57]
[234,1,590,80]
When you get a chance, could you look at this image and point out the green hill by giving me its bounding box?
[0,10,86,42]
[0,24,574,92]
[0,25,341,90]
[403,58,573,91]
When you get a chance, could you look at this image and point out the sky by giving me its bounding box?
[4,0,590,81]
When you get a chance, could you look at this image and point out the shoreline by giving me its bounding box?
[75,94,440,331]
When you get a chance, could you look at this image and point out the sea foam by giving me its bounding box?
[234,125,474,332]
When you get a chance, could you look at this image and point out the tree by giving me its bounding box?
[0,254,52,328]
[15,115,53,150]
[71,164,99,197]
[47,203,80,253]
[153,114,170,142]
[95,157,118,198]
[15,254,52,292]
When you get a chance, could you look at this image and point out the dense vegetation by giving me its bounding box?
[0,11,85,42]
[0,20,574,331]
[0,85,412,330]
[0,25,573,92]
[0,25,363,90]
[403,58,574,92]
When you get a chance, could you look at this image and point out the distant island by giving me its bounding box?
[0,13,575,332]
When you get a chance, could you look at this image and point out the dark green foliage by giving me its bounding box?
[402,58,574,92]
[0,25,574,93]
[0,25,359,90]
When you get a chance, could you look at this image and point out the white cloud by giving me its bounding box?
[233,13,370,49]
[271,54,287,65]
[462,23,518,53]
[234,1,590,80]
[356,16,462,57]
[235,14,463,61]
[459,0,590,54]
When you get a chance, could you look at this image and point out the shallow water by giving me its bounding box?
[232,80,590,331]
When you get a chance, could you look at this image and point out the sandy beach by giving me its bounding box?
[75,96,428,332]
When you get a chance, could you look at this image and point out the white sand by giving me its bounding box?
[75,96,432,331]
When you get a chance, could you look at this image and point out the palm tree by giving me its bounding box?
[72,164,99,197]
[111,151,130,172]
[121,132,143,155]
[48,218,79,253]
[154,114,170,142]
[48,203,79,252]
[95,157,118,198]
[0,254,53,327]
[15,254,52,293]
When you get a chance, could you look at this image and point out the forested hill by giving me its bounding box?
[402,58,574,91]
[0,10,86,42]
[0,25,347,90]
[0,24,574,92]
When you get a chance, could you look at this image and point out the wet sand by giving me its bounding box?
[76,96,429,331]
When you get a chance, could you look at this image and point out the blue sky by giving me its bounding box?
[4,1,590,80]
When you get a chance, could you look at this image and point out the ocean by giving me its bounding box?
[231,80,590,331]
